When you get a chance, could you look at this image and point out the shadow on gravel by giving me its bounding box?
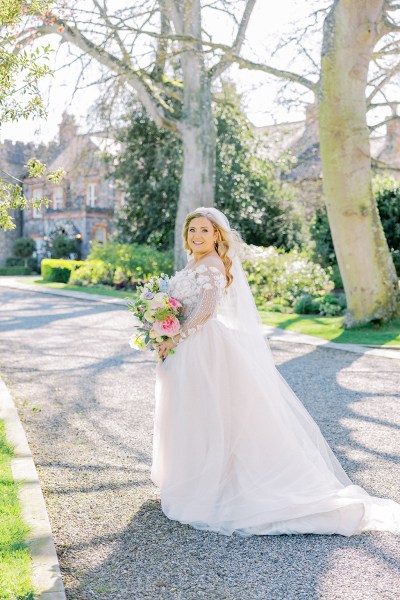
[276,343,400,493]
[0,293,121,332]
[70,499,400,600]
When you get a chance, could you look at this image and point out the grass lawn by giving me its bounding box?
[0,420,34,600]
[19,277,136,299]
[259,311,400,347]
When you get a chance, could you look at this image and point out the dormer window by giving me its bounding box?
[86,182,98,207]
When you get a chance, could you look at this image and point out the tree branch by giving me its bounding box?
[18,20,179,133]
[225,54,318,93]
[210,0,257,80]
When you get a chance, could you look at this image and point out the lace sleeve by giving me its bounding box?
[173,265,226,345]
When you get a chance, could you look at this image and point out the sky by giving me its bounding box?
[1,1,319,145]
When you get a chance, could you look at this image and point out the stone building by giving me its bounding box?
[22,114,124,261]
[0,113,124,265]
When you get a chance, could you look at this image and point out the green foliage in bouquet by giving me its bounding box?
[242,245,334,310]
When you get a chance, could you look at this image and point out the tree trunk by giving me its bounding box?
[319,0,399,325]
[174,98,215,269]
[173,1,215,270]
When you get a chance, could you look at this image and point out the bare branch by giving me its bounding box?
[227,54,318,93]
[369,114,400,130]
[18,20,179,133]
[210,0,257,80]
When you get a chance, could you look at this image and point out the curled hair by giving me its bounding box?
[182,210,242,288]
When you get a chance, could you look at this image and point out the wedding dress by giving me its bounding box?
[151,209,400,537]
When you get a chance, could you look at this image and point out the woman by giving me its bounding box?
[152,207,400,536]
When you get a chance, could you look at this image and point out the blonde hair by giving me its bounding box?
[183,210,241,288]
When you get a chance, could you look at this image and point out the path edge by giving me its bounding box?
[0,378,66,600]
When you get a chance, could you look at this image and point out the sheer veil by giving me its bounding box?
[191,206,354,487]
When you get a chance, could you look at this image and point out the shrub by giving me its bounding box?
[69,260,114,286]
[50,234,80,259]
[242,245,334,309]
[41,259,84,282]
[6,256,37,271]
[294,292,347,316]
[12,237,36,267]
[87,242,174,281]
[293,294,321,315]
[0,266,31,275]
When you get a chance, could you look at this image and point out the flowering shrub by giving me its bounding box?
[242,245,334,309]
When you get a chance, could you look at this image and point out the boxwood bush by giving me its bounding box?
[41,259,85,283]
[242,245,334,310]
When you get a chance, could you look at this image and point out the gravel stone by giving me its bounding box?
[0,287,399,600]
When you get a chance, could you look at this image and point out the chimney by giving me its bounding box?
[59,112,78,146]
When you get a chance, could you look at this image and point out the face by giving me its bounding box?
[187,216,218,256]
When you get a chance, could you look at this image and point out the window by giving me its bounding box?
[52,187,64,210]
[86,182,98,207]
[32,188,44,218]
[93,226,106,243]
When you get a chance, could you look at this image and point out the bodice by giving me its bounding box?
[169,264,226,318]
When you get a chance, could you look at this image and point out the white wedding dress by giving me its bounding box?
[151,255,400,536]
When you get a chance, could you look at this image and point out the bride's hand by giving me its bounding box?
[158,338,176,360]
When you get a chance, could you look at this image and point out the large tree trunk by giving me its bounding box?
[319,0,399,325]
[174,113,215,269]
[173,1,215,269]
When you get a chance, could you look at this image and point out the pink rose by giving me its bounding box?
[153,316,181,337]
[168,297,182,308]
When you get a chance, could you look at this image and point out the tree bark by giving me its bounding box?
[319,0,399,325]
[173,1,215,269]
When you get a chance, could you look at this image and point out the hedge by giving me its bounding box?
[41,259,85,283]
[0,267,31,276]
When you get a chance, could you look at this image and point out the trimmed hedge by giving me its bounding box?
[0,266,31,276]
[41,259,85,283]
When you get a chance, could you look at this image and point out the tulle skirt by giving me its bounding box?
[151,318,400,536]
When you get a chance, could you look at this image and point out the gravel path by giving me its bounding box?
[0,287,399,600]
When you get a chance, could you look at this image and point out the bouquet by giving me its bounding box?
[127,274,183,359]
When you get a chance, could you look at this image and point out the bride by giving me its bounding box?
[151,206,400,536]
